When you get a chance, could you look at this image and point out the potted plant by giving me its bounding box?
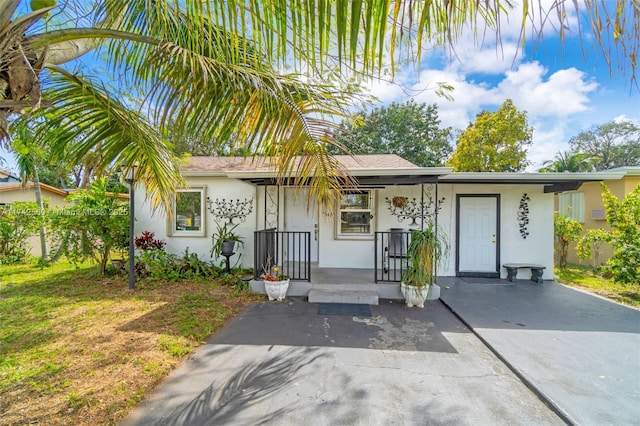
[210,222,244,258]
[262,265,290,301]
[392,196,408,208]
[401,223,449,308]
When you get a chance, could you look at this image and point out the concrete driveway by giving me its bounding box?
[123,299,562,426]
[439,277,640,426]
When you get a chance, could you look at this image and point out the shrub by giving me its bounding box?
[554,214,582,268]
[600,184,640,284]
[135,231,166,251]
[0,202,43,264]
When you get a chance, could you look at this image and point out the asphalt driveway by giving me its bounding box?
[123,298,562,426]
[439,277,640,426]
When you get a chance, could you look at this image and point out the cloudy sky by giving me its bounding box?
[2,2,638,175]
[361,2,639,170]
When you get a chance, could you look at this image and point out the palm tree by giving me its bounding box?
[0,1,638,210]
[9,119,48,260]
[538,151,598,173]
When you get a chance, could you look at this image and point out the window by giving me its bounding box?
[337,191,374,238]
[170,188,206,236]
[558,192,585,223]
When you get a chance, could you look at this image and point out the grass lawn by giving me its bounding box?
[0,261,260,425]
[555,264,640,308]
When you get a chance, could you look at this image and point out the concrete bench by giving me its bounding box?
[503,263,546,283]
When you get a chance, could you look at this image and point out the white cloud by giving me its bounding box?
[497,63,598,116]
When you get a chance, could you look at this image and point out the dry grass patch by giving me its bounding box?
[0,261,260,425]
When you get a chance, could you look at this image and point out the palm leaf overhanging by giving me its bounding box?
[1,0,638,211]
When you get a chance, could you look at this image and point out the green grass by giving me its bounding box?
[555,264,640,308]
[0,259,259,425]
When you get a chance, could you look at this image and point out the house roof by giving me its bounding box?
[439,171,627,193]
[601,166,640,176]
[180,155,628,192]
[0,182,69,196]
[0,183,130,199]
[0,170,21,182]
[183,155,451,186]
[182,154,421,173]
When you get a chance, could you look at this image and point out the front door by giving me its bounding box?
[456,195,499,277]
[284,188,319,262]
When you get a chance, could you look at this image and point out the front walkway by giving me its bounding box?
[122,299,562,425]
[439,277,640,425]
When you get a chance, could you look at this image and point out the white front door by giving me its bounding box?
[457,195,499,276]
[284,188,319,262]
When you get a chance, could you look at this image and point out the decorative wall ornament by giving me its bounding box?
[385,185,445,226]
[264,185,279,229]
[206,197,253,224]
[517,193,530,239]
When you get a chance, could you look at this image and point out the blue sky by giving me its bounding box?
[2,2,638,175]
[362,2,639,170]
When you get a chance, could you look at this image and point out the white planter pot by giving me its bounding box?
[264,279,290,301]
[401,283,431,308]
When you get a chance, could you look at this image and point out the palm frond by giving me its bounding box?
[39,66,184,213]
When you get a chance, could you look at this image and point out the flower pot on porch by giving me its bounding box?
[401,282,431,308]
[264,279,290,301]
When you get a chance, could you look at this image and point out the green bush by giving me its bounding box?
[0,202,44,264]
[48,178,129,274]
[554,214,582,269]
[600,184,640,284]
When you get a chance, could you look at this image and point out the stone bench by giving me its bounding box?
[503,263,546,283]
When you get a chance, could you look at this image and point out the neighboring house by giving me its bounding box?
[136,155,620,286]
[0,180,69,257]
[0,170,21,187]
[557,167,640,266]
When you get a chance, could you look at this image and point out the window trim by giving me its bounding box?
[335,190,375,240]
[169,187,206,237]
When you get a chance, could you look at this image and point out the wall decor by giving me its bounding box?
[385,186,445,226]
[517,193,530,239]
[207,197,254,224]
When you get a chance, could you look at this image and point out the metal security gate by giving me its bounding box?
[374,229,411,282]
[254,229,311,281]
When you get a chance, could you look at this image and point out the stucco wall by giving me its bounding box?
[0,188,67,258]
[135,177,258,268]
[137,178,556,279]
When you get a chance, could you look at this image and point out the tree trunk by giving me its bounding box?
[32,169,48,261]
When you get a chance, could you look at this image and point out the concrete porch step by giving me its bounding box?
[308,284,379,305]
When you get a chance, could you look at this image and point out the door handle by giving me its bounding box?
[314,223,318,241]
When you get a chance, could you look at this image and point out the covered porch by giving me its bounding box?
[250,263,452,304]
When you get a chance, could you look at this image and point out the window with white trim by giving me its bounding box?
[170,188,206,236]
[558,192,585,223]
[336,191,374,238]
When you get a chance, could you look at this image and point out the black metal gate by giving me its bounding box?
[254,229,311,281]
[374,229,411,282]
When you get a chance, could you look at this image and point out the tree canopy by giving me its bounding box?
[538,151,598,173]
[0,1,638,210]
[331,100,452,167]
[447,99,533,172]
[568,120,640,171]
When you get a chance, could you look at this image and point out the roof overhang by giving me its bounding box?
[222,167,452,186]
[438,171,626,193]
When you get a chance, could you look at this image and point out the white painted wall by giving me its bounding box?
[435,184,554,279]
[137,178,555,278]
[135,177,258,268]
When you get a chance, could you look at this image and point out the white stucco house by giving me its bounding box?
[135,155,620,290]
